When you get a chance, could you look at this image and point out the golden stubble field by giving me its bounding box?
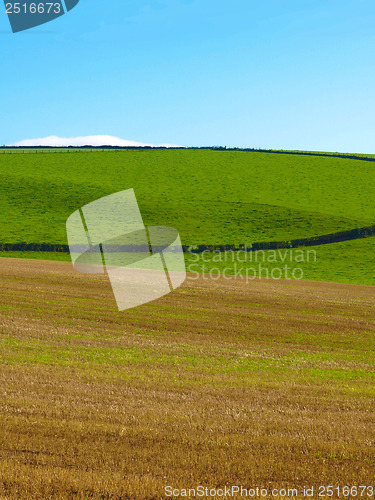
[0,257,374,499]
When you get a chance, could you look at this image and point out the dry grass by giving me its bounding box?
[0,257,374,499]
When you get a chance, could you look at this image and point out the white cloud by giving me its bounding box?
[11,135,179,148]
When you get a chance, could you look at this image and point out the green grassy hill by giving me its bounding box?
[1,148,375,245]
[0,148,374,284]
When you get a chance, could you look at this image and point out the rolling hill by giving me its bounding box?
[0,148,374,284]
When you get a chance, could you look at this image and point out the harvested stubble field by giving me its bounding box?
[0,257,374,499]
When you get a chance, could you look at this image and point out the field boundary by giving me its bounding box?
[1,146,375,163]
[0,223,374,254]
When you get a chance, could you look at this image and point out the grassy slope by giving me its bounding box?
[0,148,374,285]
[0,149,374,244]
[3,236,375,286]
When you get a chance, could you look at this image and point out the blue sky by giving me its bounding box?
[1,0,375,152]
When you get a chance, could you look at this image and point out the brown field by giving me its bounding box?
[0,257,374,499]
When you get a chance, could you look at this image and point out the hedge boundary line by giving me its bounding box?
[0,223,374,254]
[1,146,375,163]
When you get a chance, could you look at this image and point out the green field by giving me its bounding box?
[2,236,375,286]
[0,148,374,285]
